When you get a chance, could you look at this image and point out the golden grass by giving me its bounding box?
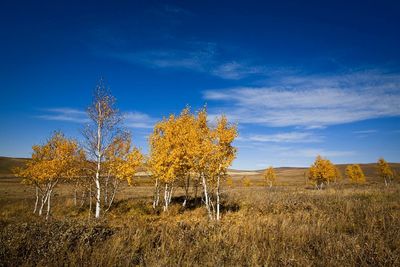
[1,179,399,266]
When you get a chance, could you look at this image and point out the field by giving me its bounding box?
[1,157,400,266]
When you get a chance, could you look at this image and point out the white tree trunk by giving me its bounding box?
[105,179,118,212]
[164,183,169,211]
[95,169,101,218]
[153,178,159,209]
[216,175,220,221]
[38,184,50,216]
[89,185,92,219]
[45,188,52,220]
[95,102,102,219]
[33,186,39,214]
[201,174,212,219]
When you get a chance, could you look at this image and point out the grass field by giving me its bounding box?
[1,157,400,266]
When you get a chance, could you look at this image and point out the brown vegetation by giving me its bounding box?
[1,169,400,266]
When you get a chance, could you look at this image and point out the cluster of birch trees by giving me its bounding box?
[149,107,237,220]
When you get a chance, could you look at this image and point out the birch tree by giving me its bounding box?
[377,158,394,186]
[263,166,276,188]
[345,164,365,184]
[15,132,85,220]
[83,79,122,218]
[308,155,336,190]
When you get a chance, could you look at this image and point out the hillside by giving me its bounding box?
[0,156,29,176]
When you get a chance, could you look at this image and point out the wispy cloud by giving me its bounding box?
[239,131,322,143]
[37,108,89,123]
[107,42,266,80]
[37,108,157,129]
[353,129,378,134]
[112,47,214,71]
[205,69,400,128]
[211,62,265,80]
[124,112,156,129]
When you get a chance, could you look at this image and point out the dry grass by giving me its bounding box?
[1,179,399,266]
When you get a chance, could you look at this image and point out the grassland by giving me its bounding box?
[0,157,399,266]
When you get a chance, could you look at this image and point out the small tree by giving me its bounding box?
[345,164,366,184]
[377,158,394,186]
[333,166,343,184]
[242,176,252,187]
[226,176,234,188]
[14,132,85,220]
[263,166,276,188]
[308,155,336,190]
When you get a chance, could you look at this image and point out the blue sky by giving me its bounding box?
[1,0,400,169]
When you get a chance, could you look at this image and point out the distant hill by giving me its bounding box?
[0,156,30,176]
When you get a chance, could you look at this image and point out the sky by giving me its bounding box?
[1,0,400,169]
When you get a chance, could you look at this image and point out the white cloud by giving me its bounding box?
[37,108,89,123]
[108,43,266,80]
[124,112,156,129]
[37,108,157,129]
[353,129,378,134]
[204,69,400,128]
[240,131,322,143]
[211,62,265,80]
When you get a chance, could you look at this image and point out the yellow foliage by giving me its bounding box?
[15,132,86,186]
[377,158,394,186]
[105,134,144,185]
[242,176,252,187]
[345,164,366,184]
[308,155,336,189]
[226,176,234,188]
[149,107,237,186]
[263,166,276,187]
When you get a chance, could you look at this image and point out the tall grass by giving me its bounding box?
[1,184,399,266]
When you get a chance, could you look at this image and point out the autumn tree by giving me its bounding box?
[263,166,276,188]
[308,155,336,190]
[242,176,252,187]
[83,79,123,218]
[333,166,343,184]
[345,164,366,184]
[377,158,394,186]
[103,133,143,211]
[207,115,237,220]
[15,132,85,220]
[149,107,237,220]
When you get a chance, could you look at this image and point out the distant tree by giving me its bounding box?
[14,132,85,220]
[345,164,366,184]
[263,166,276,188]
[377,158,394,186]
[308,155,336,190]
[242,176,252,187]
[226,176,234,188]
[333,166,343,184]
[83,79,122,218]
